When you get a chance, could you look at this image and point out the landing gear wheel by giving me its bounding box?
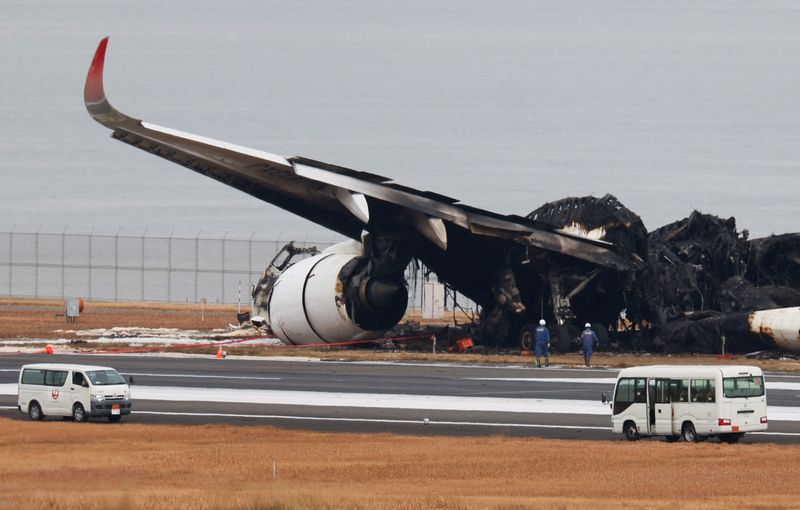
[29,401,44,421]
[682,423,697,442]
[518,324,536,351]
[72,403,87,423]
[624,421,639,441]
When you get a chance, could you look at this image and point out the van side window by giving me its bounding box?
[21,369,45,385]
[669,379,689,403]
[72,372,86,386]
[44,370,68,387]
[690,379,715,403]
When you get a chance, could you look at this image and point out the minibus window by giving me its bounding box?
[723,376,765,398]
[690,379,716,403]
[613,377,646,414]
[21,369,45,385]
[669,380,689,403]
[633,379,646,403]
[44,370,68,387]
[86,370,126,386]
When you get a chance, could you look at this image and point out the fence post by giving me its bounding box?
[168,229,173,303]
[114,228,119,302]
[221,232,227,303]
[194,231,200,303]
[8,225,13,296]
[34,226,39,298]
[88,228,94,300]
[141,228,146,301]
[61,227,66,298]
[248,231,254,292]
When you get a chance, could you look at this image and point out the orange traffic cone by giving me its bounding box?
[215,346,225,359]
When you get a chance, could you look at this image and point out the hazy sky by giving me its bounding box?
[1,1,798,239]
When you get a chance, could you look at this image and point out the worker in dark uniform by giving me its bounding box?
[534,319,551,367]
[581,323,599,367]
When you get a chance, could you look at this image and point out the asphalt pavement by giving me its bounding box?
[2,353,799,442]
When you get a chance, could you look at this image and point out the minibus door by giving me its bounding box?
[653,379,672,435]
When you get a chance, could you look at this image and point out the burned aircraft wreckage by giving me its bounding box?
[85,38,800,353]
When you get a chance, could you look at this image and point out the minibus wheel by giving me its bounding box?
[681,422,697,442]
[28,401,44,421]
[623,421,639,441]
[72,403,88,423]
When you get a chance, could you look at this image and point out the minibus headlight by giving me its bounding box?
[91,394,105,402]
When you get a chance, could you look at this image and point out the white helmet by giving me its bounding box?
[585,323,591,328]
[539,319,546,326]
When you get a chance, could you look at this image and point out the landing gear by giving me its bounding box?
[518,323,536,351]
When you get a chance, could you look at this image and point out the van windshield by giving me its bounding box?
[723,376,765,398]
[86,370,126,386]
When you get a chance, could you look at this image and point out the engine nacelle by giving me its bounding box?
[268,243,408,345]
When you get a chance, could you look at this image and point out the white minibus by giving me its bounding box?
[607,365,767,443]
[18,363,132,423]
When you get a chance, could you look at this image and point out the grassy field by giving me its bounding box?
[1,417,799,510]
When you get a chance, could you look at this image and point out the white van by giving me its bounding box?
[607,365,767,443]
[18,363,132,423]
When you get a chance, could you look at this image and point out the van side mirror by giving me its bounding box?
[601,392,607,404]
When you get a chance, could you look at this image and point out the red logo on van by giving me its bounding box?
[51,388,60,400]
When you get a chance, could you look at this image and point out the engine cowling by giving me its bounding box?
[268,244,408,345]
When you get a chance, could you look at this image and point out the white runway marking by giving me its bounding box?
[121,372,281,381]
[2,383,800,420]
[128,386,614,415]
[0,368,281,381]
[132,410,610,430]
[467,377,617,384]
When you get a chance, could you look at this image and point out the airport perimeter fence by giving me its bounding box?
[0,227,475,313]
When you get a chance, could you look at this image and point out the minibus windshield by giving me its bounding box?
[86,370,126,386]
[723,376,765,398]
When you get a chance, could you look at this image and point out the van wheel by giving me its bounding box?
[623,421,639,441]
[72,403,87,423]
[681,423,697,442]
[108,415,121,423]
[720,433,743,444]
[28,401,44,421]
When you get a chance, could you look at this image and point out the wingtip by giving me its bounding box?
[84,37,110,108]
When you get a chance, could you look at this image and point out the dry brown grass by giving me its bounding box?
[0,298,236,339]
[0,417,797,509]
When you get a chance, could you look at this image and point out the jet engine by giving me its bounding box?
[265,241,408,345]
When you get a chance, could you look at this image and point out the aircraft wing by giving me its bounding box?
[85,37,643,272]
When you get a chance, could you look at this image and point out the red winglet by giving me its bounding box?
[84,37,109,107]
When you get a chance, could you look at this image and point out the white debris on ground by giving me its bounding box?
[0,325,282,353]
[53,326,265,340]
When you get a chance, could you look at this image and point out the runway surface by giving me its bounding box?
[2,353,800,443]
